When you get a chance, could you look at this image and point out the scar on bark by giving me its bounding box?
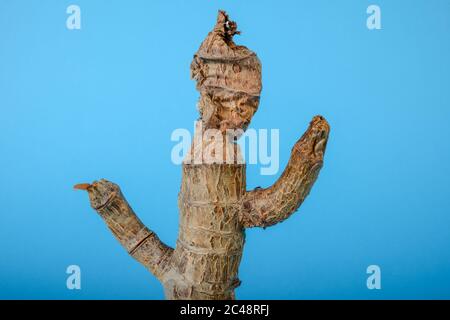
[75,10,330,299]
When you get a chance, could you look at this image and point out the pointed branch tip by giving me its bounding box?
[74,183,91,191]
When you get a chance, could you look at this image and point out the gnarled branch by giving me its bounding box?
[75,10,331,300]
[239,115,330,228]
[75,179,173,280]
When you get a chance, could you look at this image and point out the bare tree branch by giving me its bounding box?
[76,180,173,280]
[239,116,330,228]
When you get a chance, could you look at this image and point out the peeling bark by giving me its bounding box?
[76,10,330,300]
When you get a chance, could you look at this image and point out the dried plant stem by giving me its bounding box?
[77,10,330,300]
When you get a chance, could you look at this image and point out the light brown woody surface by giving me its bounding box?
[77,10,330,300]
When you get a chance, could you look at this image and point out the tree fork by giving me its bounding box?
[75,10,330,300]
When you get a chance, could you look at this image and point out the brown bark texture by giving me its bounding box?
[75,10,330,300]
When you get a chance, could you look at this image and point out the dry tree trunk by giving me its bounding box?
[75,10,330,300]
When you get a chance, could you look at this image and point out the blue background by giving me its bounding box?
[1,0,449,299]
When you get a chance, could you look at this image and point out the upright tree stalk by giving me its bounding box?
[76,10,330,300]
